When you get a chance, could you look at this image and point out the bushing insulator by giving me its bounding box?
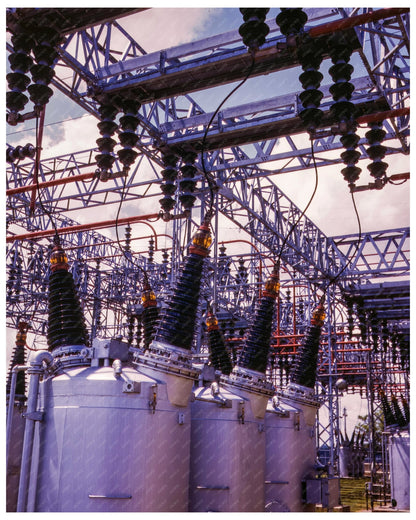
[6,143,36,163]
[6,71,31,92]
[97,120,119,136]
[299,69,323,90]
[341,149,361,165]
[206,313,233,375]
[329,80,355,102]
[239,8,270,51]
[366,125,386,144]
[154,253,205,350]
[142,305,159,349]
[159,150,179,214]
[96,136,117,153]
[299,88,324,108]
[238,295,276,374]
[29,63,55,84]
[117,148,138,167]
[328,63,354,84]
[47,268,89,351]
[119,114,140,131]
[367,161,388,180]
[94,153,116,171]
[275,8,307,37]
[159,196,176,213]
[160,182,176,196]
[118,131,139,148]
[329,100,357,123]
[340,132,360,149]
[297,34,324,133]
[27,83,54,107]
[6,91,28,114]
[341,165,361,185]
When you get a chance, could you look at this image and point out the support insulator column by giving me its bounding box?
[154,218,212,350]
[159,149,179,216]
[290,297,325,389]
[47,238,89,353]
[237,264,280,374]
[206,307,233,375]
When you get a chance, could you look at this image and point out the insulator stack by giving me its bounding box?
[391,395,407,428]
[148,236,155,263]
[47,240,89,352]
[275,8,307,45]
[297,34,324,133]
[124,224,131,253]
[6,31,34,122]
[206,307,233,375]
[236,257,248,284]
[141,280,159,350]
[369,310,379,352]
[401,395,410,425]
[28,27,60,109]
[327,32,361,189]
[6,322,29,399]
[290,298,325,388]
[95,97,119,180]
[126,313,135,347]
[179,148,198,210]
[6,143,36,163]
[379,390,397,428]
[117,97,140,173]
[239,8,270,52]
[237,266,280,374]
[365,121,388,187]
[159,150,179,215]
[154,220,212,350]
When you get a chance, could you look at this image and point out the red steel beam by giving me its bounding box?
[309,8,409,38]
[7,172,96,196]
[6,213,161,243]
[356,106,409,125]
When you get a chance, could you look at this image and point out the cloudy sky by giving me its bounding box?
[6,6,410,241]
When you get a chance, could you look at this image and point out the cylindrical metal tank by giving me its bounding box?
[388,431,410,510]
[189,379,268,512]
[338,445,352,478]
[6,403,26,512]
[264,387,320,512]
[33,364,192,512]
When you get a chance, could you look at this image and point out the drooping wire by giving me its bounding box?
[200,54,256,220]
[33,110,59,239]
[275,135,320,267]
[322,189,362,294]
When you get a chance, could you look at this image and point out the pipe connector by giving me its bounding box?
[28,350,53,376]
[112,359,123,377]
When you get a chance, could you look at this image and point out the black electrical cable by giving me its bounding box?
[323,189,362,294]
[276,135,320,267]
[33,112,59,239]
[388,177,408,186]
[200,54,256,219]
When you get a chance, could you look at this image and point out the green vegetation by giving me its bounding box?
[340,478,370,512]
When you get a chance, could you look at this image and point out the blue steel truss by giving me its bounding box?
[6,7,410,335]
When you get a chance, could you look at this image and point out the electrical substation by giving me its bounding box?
[6,7,410,513]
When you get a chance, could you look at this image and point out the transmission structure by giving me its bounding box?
[6,7,410,511]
